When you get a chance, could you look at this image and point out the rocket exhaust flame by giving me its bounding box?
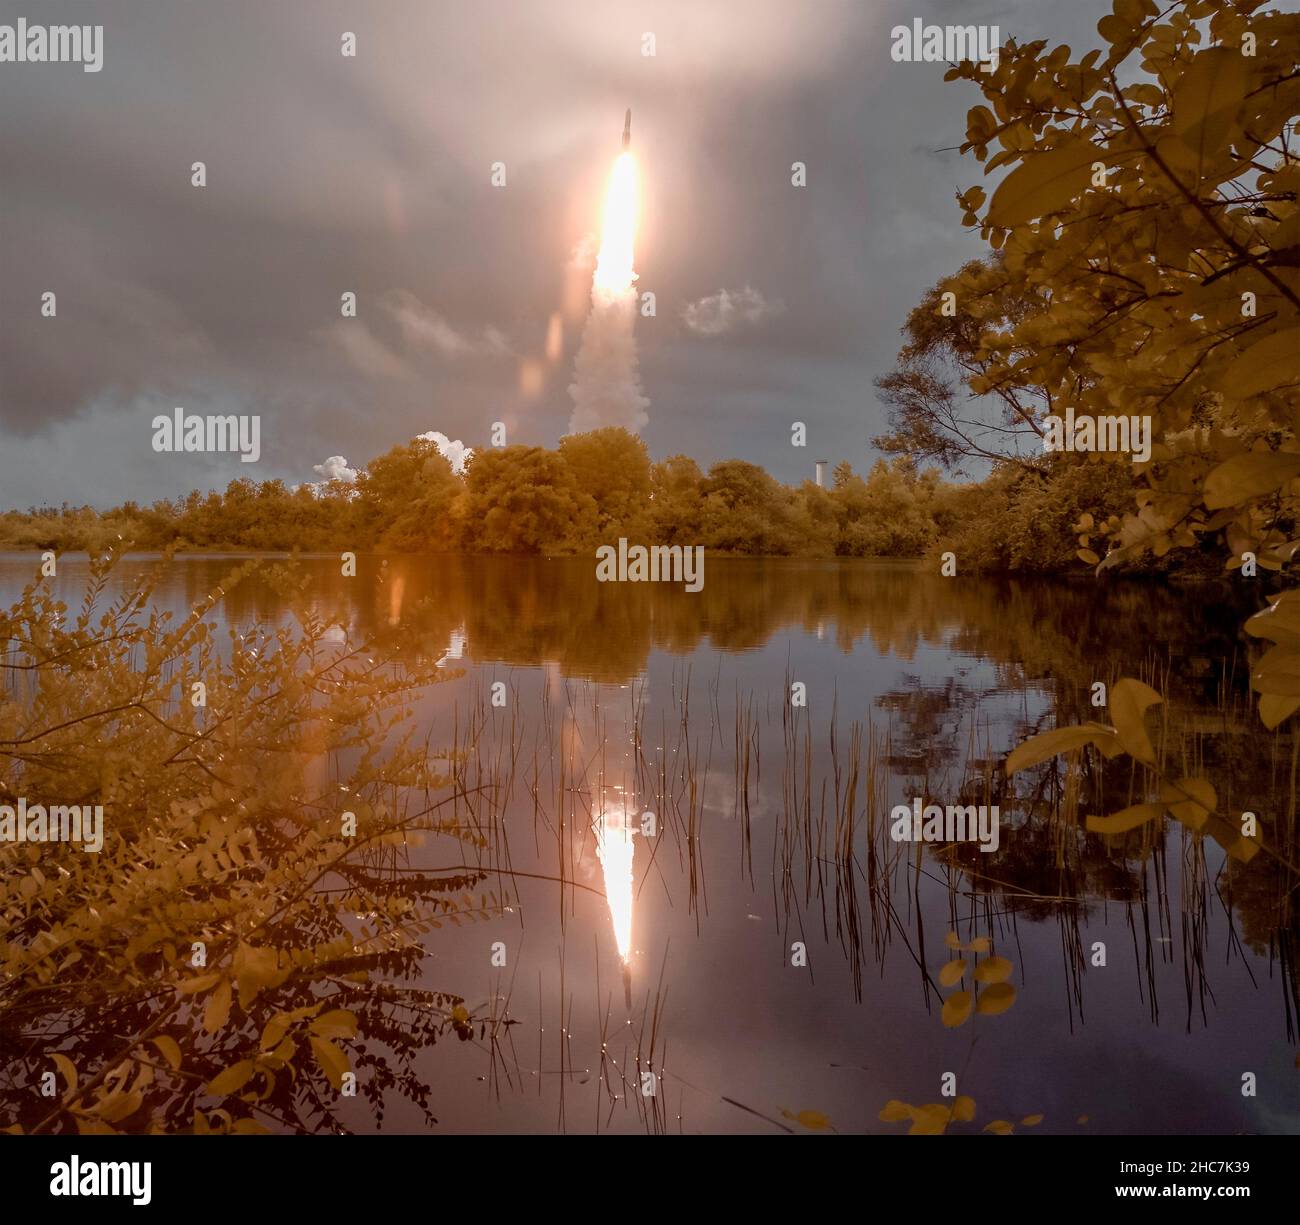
[566,114,649,434]
[592,152,638,298]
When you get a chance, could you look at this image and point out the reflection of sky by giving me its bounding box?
[6,554,1295,1135]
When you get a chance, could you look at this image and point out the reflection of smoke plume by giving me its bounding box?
[566,286,649,434]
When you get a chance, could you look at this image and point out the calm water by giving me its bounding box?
[4,551,1297,1135]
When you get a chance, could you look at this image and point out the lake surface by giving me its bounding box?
[3,551,1297,1135]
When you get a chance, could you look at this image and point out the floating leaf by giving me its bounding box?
[984,1119,1014,1135]
[939,959,967,986]
[879,1099,913,1122]
[973,956,1013,984]
[942,990,974,1028]
[791,1109,831,1131]
[976,983,1017,1016]
[952,1095,977,1122]
[1021,1113,1044,1127]
[908,1104,952,1135]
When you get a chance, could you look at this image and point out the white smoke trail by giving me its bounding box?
[566,286,649,434]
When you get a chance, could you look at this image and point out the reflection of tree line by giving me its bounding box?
[208,555,1252,690]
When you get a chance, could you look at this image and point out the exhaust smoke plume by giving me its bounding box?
[567,151,649,434]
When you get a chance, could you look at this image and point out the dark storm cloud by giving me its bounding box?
[0,0,1091,505]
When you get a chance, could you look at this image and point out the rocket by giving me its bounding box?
[622,108,631,150]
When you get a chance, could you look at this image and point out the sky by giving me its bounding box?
[0,0,1105,508]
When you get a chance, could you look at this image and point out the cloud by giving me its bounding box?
[681,287,783,337]
[415,430,473,474]
[383,290,510,359]
[312,455,358,483]
[325,321,410,381]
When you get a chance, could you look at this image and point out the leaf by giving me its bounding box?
[1086,801,1166,836]
[1204,449,1300,510]
[233,942,284,1010]
[1259,693,1300,731]
[309,1009,358,1041]
[207,1060,255,1097]
[1166,47,1249,180]
[1006,722,1120,774]
[976,983,1017,1016]
[879,1099,914,1122]
[967,936,992,954]
[176,972,222,996]
[939,959,967,986]
[908,1104,953,1135]
[1021,1113,1044,1126]
[943,931,965,950]
[952,1095,977,1122]
[50,1053,77,1095]
[309,1036,350,1090]
[791,1109,831,1131]
[1077,547,1101,565]
[202,978,232,1035]
[151,1036,182,1072]
[986,139,1101,227]
[1250,644,1300,697]
[973,956,1013,984]
[984,1119,1015,1135]
[1109,677,1163,764]
[942,990,974,1028]
[1245,592,1300,645]
[1160,776,1216,832]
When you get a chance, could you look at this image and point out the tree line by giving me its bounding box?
[0,425,1205,574]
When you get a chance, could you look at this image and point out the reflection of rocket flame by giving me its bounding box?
[595,799,636,964]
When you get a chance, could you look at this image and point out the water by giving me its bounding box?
[3,551,1296,1135]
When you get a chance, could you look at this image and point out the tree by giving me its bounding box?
[358,438,462,551]
[461,446,598,553]
[931,0,1299,724]
[558,427,652,540]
